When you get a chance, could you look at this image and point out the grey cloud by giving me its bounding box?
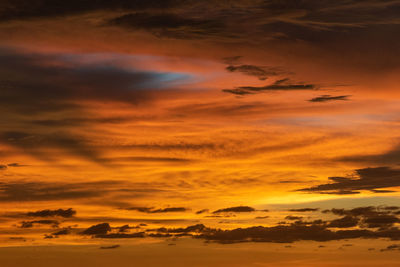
[19,219,59,228]
[81,223,111,235]
[26,208,76,218]
[308,95,351,102]
[212,206,256,214]
[125,207,188,213]
[223,79,317,95]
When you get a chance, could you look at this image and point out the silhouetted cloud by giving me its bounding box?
[328,216,359,228]
[0,49,189,163]
[26,208,76,218]
[108,12,223,39]
[255,216,269,219]
[212,206,256,214]
[223,79,317,95]
[195,209,209,214]
[0,0,182,21]
[298,167,400,195]
[308,95,351,102]
[226,65,285,80]
[96,232,145,238]
[338,144,400,166]
[19,220,59,228]
[100,245,120,249]
[381,244,400,252]
[81,223,111,235]
[288,208,319,212]
[125,207,188,213]
[285,216,303,221]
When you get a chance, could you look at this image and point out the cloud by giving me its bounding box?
[81,223,111,235]
[95,232,145,238]
[288,208,319,212]
[19,220,59,228]
[0,179,165,204]
[225,65,285,80]
[212,206,256,214]
[222,79,317,95]
[125,207,188,213]
[285,216,303,220]
[100,245,120,249]
[26,208,76,218]
[108,12,223,39]
[195,209,209,214]
[6,163,26,167]
[52,229,71,236]
[338,144,400,166]
[323,206,400,228]
[381,244,400,252]
[308,95,351,102]
[0,0,182,21]
[0,48,190,163]
[328,216,359,228]
[298,167,400,195]
[0,181,104,202]
[0,164,6,170]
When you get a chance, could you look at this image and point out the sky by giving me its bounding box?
[1,1,400,266]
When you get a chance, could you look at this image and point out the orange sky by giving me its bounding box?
[1,1,400,266]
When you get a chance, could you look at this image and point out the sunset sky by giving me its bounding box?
[1,1,400,266]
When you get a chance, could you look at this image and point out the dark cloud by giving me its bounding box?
[308,95,351,102]
[108,12,223,39]
[26,208,76,218]
[0,49,186,163]
[288,208,319,212]
[285,216,303,221]
[298,167,400,195]
[226,65,285,80]
[1,0,400,70]
[0,180,164,204]
[19,220,59,228]
[255,216,269,219]
[328,216,359,228]
[81,223,111,235]
[212,206,256,214]
[0,181,104,202]
[103,156,194,164]
[381,244,400,252]
[223,79,317,95]
[195,209,209,214]
[196,224,400,244]
[100,245,120,249]
[6,163,26,167]
[0,164,6,170]
[323,206,400,229]
[52,229,70,236]
[338,144,400,166]
[96,232,145,239]
[0,0,183,21]
[125,207,188,213]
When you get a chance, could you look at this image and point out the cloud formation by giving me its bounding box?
[298,167,400,195]
[26,208,76,218]
[223,79,317,95]
[212,206,256,214]
[308,95,351,102]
